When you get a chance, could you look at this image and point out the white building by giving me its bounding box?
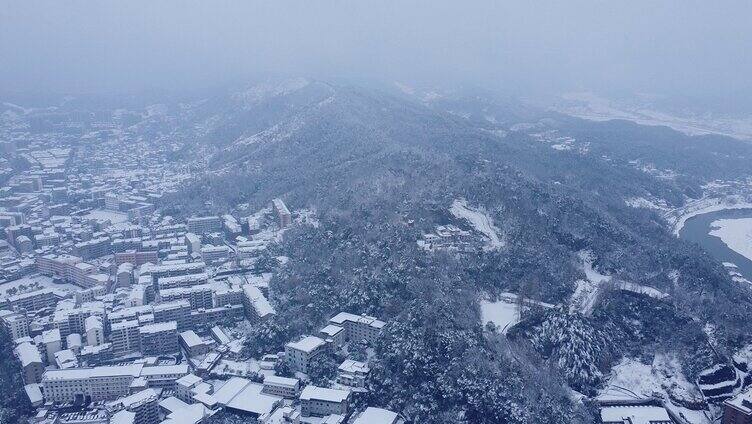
[299,386,351,417]
[262,375,300,398]
[284,336,327,373]
[329,312,385,344]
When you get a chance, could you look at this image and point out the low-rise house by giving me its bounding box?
[337,359,369,388]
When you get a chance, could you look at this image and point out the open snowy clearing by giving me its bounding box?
[450,199,504,250]
[599,356,711,424]
[571,251,667,314]
[709,217,752,262]
[481,293,554,334]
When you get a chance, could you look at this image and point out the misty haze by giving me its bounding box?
[1,2,752,424]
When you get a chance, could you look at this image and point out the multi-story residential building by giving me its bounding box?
[299,386,350,417]
[85,315,105,346]
[139,321,178,356]
[114,250,158,267]
[319,324,345,349]
[175,374,204,403]
[36,254,109,288]
[108,388,159,424]
[186,216,222,235]
[14,342,44,384]
[261,376,300,398]
[110,320,141,356]
[74,237,111,260]
[271,198,292,228]
[41,364,188,403]
[4,287,60,311]
[42,328,62,364]
[1,311,30,340]
[352,408,402,424]
[723,388,752,424]
[79,343,113,366]
[190,304,244,328]
[53,302,105,338]
[146,262,206,287]
[329,312,386,344]
[152,300,191,331]
[213,286,244,307]
[200,245,230,264]
[179,330,208,356]
[242,285,276,322]
[184,233,201,254]
[158,284,213,310]
[284,335,327,373]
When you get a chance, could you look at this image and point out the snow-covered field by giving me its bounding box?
[481,293,554,334]
[709,218,752,261]
[0,274,83,298]
[599,356,711,424]
[83,209,129,224]
[480,298,519,333]
[450,199,504,250]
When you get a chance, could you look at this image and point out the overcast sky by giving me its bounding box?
[2,1,751,103]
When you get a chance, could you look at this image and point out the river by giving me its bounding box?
[679,208,752,281]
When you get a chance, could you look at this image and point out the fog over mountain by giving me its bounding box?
[3,1,752,107]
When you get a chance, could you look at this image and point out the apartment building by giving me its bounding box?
[186,216,222,235]
[329,312,386,344]
[41,364,188,403]
[284,335,327,373]
[152,300,192,331]
[15,342,44,384]
[261,375,300,398]
[299,386,351,417]
[139,321,178,356]
[242,285,276,322]
[271,198,292,228]
[158,284,213,310]
[110,320,141,356]
[1,311,30,340]
[5,287,59,311]
[114,250,158,267]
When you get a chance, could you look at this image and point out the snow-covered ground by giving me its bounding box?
[83,209,129,224]
[481,293,554,334]
[709,218,752,261]
[450,199,504,250]
[0,274,83,298]
[722,262,752,286]
[599,356,711,424]
[571,251,667,314]
[480,298,519,333]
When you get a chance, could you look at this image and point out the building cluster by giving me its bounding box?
[0,112,401,423]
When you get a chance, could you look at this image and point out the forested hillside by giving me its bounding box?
[165,82,752,422]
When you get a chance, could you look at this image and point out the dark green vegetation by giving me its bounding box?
[163,82,752,422]
[0,326,33,423]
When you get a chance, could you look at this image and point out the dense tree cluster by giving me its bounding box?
[0,326,33,423]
